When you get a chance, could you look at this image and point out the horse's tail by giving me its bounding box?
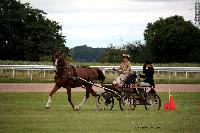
[95,68,105,82]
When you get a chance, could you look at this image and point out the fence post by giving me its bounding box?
[186,71,188,79]
[0,69,2,74]
[157,70,160,78]
[43,69,46,78]
[31,67,33,80]
[12,68,15,78]
[174,71,177,77]
[27,70,30,77]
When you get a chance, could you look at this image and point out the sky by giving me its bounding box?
[21,0,195,48]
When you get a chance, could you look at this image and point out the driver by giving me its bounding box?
[113,54,132,89]
[139,61,155,88]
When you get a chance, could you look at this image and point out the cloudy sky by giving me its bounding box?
[21,0,195,48]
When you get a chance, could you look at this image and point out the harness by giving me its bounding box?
[55,64,76,80]
[70,65,78,87]
[55,64,97,88]
[71,65,77,77]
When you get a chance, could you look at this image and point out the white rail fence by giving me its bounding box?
[0,65,200,80]
[0,65,54,80]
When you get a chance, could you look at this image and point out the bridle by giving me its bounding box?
[54,57,77,80]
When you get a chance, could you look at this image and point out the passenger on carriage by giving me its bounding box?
[113,54,132,89]
[139,61,155,88]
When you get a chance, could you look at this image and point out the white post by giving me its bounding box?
[186,71,188,79]
[31,67,33,80]
[12,68,15,78]
[168,71,171,100]
[27,70,30,77]
[157,70,160,78]
[43,70,46,78]
[174,71,177,77]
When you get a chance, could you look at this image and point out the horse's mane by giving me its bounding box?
[55,56,70,79]
[57,56,69,67]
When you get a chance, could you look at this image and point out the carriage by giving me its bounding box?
[46,52,161,111]
[97,73,161,111]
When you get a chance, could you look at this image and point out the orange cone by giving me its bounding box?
[168,95,176,110]
[164,102,169,110]
[164,95,176,110]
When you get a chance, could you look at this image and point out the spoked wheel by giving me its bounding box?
[98,92,114,111]
[144,92,161,110]
[119,94,136,111]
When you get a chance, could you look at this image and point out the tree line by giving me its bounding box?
[0,0,200,63]
[71,45,107,62]
[100,16,200,63]
[0,0,69,61]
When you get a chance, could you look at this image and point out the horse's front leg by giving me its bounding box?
[66,87,76,110]
[45,84,60,109]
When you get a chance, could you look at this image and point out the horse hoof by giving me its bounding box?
[45,106,50,109]
[98,108,102,111]
[74,106,80,111]
[74,108,80,111]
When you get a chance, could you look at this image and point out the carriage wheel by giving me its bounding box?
[144,93,161,110]
[98,92,114,111]
[119,95,136,111]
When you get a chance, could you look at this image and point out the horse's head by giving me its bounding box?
[52,52,65,66]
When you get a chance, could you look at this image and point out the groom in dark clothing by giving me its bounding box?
[139,61,155,88]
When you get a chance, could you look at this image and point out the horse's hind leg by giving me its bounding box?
[76,96,87,110]
[75,86,100,110]
[75,87,90,110]
[88,86,101,110]
[45,84,59,109]
[91,89,101,110]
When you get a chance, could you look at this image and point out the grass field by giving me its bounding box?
[0,92,200,133]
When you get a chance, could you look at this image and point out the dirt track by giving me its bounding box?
[0,83,200,92]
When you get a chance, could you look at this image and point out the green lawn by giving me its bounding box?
[0,92,200,133]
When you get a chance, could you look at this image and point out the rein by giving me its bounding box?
[75,76,121,97]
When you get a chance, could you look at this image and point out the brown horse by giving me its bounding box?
[45,52,105,110]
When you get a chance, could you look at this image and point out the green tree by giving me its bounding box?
[144,15,200,63]
[100,44,125,63]
[124,41,151,63]
[71,45,107,62]
[100,42,150,63]
[0,0,69,61]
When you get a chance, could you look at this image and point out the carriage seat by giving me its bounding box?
[124,73,137,85]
